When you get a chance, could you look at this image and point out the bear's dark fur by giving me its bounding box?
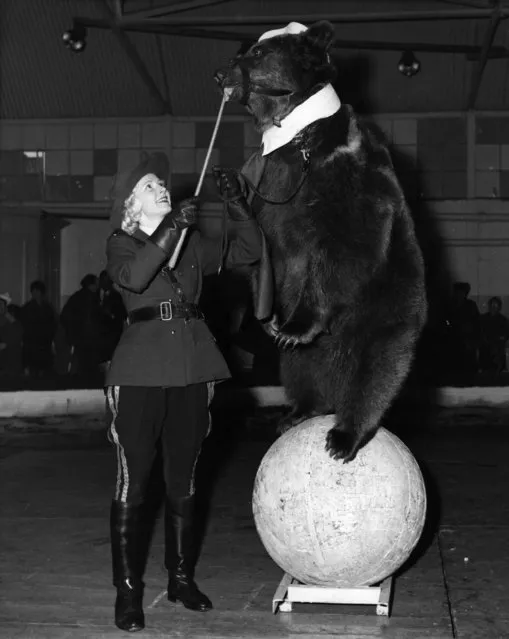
[215,21,427,462]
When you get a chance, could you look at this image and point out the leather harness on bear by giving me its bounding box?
[233,53,297,110]
[233,147,311,323]
[221,53,332,321]
[229,54,314,203]
[239,149,310,206]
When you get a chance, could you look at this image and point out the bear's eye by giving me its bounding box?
[252,47,262,58]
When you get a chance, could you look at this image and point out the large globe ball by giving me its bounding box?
[252,416,427,587]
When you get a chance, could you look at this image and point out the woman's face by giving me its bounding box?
[132,173,171,220]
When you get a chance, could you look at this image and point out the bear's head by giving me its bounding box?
[215,21,337,131]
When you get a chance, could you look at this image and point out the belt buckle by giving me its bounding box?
[160,300,173,321]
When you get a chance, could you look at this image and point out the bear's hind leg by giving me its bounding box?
[272,257,331,347]
[326,326,418,463]
[277,349,327,435]
[277,307,330,347]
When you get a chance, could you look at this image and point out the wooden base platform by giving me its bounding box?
[272,572,393,616]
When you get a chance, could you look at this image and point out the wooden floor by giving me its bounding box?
[1,404,508,638]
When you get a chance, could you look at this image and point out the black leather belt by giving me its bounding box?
[128,301,204,324]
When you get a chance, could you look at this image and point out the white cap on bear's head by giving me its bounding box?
[258,21,308,42]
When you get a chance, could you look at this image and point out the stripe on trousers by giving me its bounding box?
[189,381,215,496]
[107,386,129,502]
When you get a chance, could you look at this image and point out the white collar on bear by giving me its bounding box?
[261,83,341,156]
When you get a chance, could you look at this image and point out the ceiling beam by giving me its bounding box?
[74,16,509,58]
[117,7,509,27]
[467,1,503,108]
[123,0,235,21]
[111,27,172,114]
[327,39,507,56]
[112,0,123,19]
[99,3,172,114]
[437,0,498,7]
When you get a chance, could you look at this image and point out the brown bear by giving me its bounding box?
[214,20,427,462]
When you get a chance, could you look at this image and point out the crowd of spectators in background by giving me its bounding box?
[0,272,126,386]
[430,282,509,383]
[1,275,508,389]
[59,271,125,378]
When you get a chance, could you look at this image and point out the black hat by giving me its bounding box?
[110,151,170,230]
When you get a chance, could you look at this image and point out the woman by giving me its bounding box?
[105,152,260,632]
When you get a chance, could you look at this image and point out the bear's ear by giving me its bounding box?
[304,21,335,52]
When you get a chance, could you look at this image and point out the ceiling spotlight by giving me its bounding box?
[62,23,87,53]
[398,50,421,78]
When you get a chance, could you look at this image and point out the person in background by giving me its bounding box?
[446,282,481,379]
[21,280,57,377]
[0,292,24,378]
[60,274,103,378]
[97,270,126,368]
[104,152,261,632]
[479,296,509,374]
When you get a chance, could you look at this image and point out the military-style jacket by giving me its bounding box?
[105,221,261,387]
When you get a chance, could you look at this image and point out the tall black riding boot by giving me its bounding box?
[165,496,213,612]
[110,500,147,632]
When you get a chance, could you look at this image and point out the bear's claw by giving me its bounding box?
[263,316,320,348]
[325,428,357,463]
[275,333,300,349]
[264,319,300,348]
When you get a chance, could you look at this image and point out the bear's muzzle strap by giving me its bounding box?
[235,55,295,106]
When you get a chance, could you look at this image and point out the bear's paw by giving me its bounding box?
[263,316,324,349]
[325,428,358,463]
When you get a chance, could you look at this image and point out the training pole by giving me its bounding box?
[168,93,228,269]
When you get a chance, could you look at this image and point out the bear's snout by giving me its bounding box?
[213,68,233,100]
[213,66,244,102]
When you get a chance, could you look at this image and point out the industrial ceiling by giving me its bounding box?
[1,0,508,118]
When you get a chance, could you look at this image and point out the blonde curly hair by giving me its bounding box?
[121,192,142,235]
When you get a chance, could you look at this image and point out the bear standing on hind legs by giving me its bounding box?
[214,21,427,462]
